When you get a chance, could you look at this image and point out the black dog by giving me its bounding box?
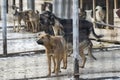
[39,11,103,43]
[39,11,103,68]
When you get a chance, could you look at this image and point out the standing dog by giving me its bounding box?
[11,5,23,32]
[39,11,104,68]
[28,10,40,32]
[11,5,33,32]
[79,39,96,68]
[37,32,67,76]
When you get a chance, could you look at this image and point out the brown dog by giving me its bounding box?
[37,32,67,76]
[28,10,40,32]
[11,5,33,32]
[11,5,23,32]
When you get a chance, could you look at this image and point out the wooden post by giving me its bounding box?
[65,0,69,18]
[93,0,96,20]
[106,0,114,28]
[68,0,71,18]
[114,0,118,9]
[12,0,15,5]
[19,0,23,11]
[93,0,96,29]
[73,0,80,79]
[58,0,62,18]
[53,0,56,14]
[106,0,109,26]
[1,0,7,56]
[80,0,83,9]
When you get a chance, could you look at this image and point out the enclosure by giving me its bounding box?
[1,0,120,80]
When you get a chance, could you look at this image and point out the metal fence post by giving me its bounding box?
[73,0,80,79]
[27,0,35,11]
[1,0,7,56]
[19,0,23,11]
[6,0,8,13]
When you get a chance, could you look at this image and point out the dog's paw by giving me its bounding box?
[59,70,61,73]
[79,65,84,68]
[61,66,67,69]
[47,73,51,77]
[52,70,55,73]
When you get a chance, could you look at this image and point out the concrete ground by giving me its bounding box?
[0,50,120,80]
[1,21,120,80]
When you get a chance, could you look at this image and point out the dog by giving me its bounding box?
[37,32,67,76]
[21,9,33,31]
[11,5,23,32]
[11,5,33,32]
[39,11,103,68]
[28,10,40,32]
[49,20,97,68]
[39,11,103,39]
[41,2,53,12]
[79,39,97,68]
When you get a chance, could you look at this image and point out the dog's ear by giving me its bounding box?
[36,10,39,14]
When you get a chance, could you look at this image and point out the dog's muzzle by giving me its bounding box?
[36,39,44,45]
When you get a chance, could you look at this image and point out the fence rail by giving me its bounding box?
[95,22,120,28]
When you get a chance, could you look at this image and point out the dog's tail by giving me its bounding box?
[90,53,97,60]
[88,42,97,60]
[91,26,104,38]
[89,50,97,60]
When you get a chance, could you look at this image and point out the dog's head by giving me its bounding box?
[37,32,51,45]
[40,11,55,26]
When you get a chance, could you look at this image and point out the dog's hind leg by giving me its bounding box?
[47,55,52,76]
[61,52,67,69]
[31,21,35,32]
[79,50,87,68]
[34,21,38,32]
[88,43,97,60]
[52,56,56,73]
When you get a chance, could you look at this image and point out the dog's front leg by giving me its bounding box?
[13,20,16,32]
[52,56,56,73]
[47,55,51,76]
[34,21,38,32]
[17,21,21,32]
[31,21,35,33]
